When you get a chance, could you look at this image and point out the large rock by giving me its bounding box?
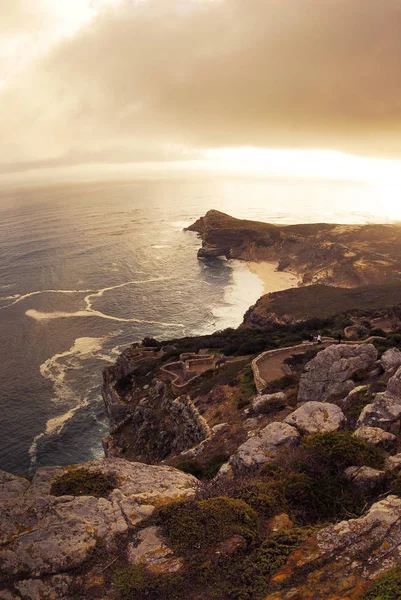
[229,422,300,473]
[353,426,397,450]
[357,367,401,431]
[381,348,401,372]
[0,459,197,593]
[298,344,378,405]
[385,453,401,472]
[128,526,183,574]
[252,392,287,414]
[284,401,346,434]
[265,496,401,599]
[344,466,385,492]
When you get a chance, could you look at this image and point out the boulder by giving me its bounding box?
[252,392,287,414]
[0,459,197,585]
[381,348,401,372]
[298,344,378,405]
[344,466,385,492]
[229,422,300,473]
[284,401,346,434]
[128,526,183,574]
[353,426,397,450]
[265,496,401,599]
[341,385,369,411]
[356,366,401,431]
[385,453,401,472]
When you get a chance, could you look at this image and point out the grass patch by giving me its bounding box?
[359,567,401,600]
[51,468,117,498]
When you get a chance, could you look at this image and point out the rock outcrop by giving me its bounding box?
[188,211,401,289]
[266,496,401,599]
[297,343,378,405]
[229,422,300,473]
[251,392,287,414]
[381,347,401,372]
[357,365,401,431]
[0,459,197,599]
[284,401,346,434]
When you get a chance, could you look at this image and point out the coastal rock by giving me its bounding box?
[0,459,197,585]
[356,367,401,431]
[14,575,73,600]
[284,401,346,434]
[265,496,401,599]
[385,453,401,472]
[128,526,183,574]
[344,466,385,492]
[381,348,401,372]
[0,470,30,502]
[297,344,378,405]
[353,426,397,450]
[229,422,300,473]
[252,392,287,414]
[341,384,369,411]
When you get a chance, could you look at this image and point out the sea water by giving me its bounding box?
[0,176,389,475]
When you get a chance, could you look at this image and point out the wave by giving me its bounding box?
[29,337,108,469]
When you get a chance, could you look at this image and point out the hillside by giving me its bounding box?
[242,282,401,328]
[187,210,401,287]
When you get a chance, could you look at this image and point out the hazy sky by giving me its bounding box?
[1,0,401,180]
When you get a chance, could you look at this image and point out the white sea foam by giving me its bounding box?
[151,244,172,249]
[18,277,185,327]
[29,337,107,468]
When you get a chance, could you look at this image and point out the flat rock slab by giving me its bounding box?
[284,401,346,434]
[0,459,197,586]
[229,422,300,473]
[298,343,377,405]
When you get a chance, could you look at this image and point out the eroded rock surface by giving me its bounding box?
[298,344,377,405]
[344,466,385,492]
[0,459,197,598]
[284,401,346,434]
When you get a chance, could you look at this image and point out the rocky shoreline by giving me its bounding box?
[4,212,401,598]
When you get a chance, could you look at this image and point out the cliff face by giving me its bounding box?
[187,210,401,287]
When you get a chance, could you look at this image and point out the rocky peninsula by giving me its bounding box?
[4,212,401,599]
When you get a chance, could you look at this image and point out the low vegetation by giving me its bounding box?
[359,567,401,600]
[51,468,117,498]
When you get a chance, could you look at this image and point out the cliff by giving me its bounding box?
[5,340,401,599]
[187,209,401,287]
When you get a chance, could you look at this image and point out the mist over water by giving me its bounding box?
[0,176,389,475]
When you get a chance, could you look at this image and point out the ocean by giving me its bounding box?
[0,175,391,476]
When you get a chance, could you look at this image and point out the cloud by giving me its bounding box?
[1,0,401,173]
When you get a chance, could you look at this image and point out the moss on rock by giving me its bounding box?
[51,468,117,498]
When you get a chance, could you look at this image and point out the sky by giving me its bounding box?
[1,0,401,183]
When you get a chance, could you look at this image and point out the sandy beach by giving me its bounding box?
[246,261,301,295]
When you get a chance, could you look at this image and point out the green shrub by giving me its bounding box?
[51,468,117,498]
[359,567,401,600]
[303,431,385,471]
[157,497,259,554]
